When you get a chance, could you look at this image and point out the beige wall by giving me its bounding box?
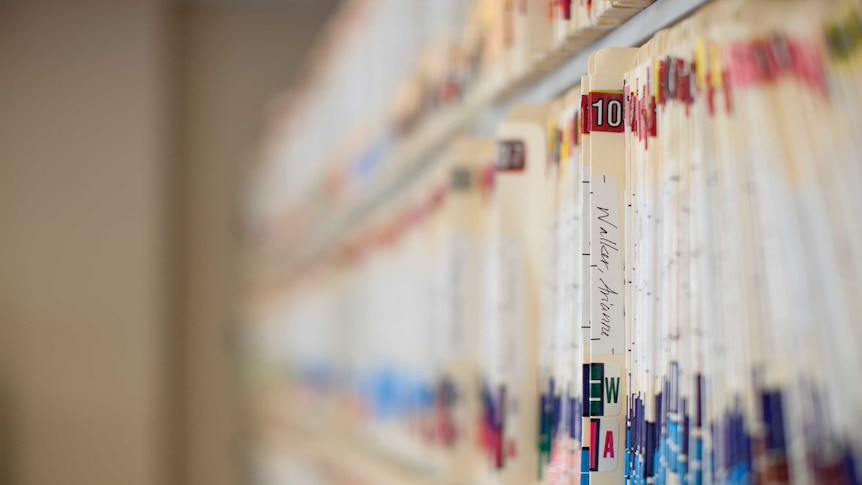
[177,6,324,485]
[0,2,175,485]
[0,2,336,485]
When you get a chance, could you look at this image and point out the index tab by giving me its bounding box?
[587,91,625,133]
[497,140,527,172]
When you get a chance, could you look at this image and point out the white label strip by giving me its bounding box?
[590,174,624,356]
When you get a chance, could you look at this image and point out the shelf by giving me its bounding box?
[511,0,708,105]
[248,0,712,288]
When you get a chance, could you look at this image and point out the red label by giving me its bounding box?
[497,140,526,172]
[725,40,783,88]
[480,164,496,191]
[649,96,657,138]
[571,115,579,147]
[580,94,590,134]
[795,37,827,94]
[559,0,572,19]
[587,92,625,133]
[677,58,693,106]
[637,94,646,145]
[658,59,668,106]
[624,84,635,131]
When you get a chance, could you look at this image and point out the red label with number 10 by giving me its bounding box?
[587,91,625,133]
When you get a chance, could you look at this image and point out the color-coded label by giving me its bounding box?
[588,362,623,417]
[497,140,526,171]
[588,92,625,133]
[590,418,620,472]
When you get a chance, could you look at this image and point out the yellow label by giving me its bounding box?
[561,120,571,167]
[710,41,723,89]
[695,38,707,89]
[547,118,558,165]
[824,3,862,68]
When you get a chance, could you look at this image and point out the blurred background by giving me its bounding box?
[4,1,862,485]
[0,2,340,485]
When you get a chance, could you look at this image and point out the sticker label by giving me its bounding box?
[580,95,591,134]
[497,140,526,172]
[588,362,622,417]
[590,175,624,355]
[589,418,619,472]
[587,92,625,133]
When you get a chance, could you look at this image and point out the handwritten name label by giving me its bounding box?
[590,175,624,355]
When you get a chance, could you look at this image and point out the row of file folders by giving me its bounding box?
[250,1,862,484]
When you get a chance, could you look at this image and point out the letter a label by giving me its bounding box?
[589,418,619,472]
